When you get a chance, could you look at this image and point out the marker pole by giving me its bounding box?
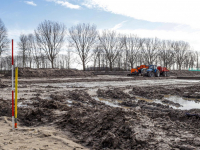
[12,39,14,129]
[15,67,18,128]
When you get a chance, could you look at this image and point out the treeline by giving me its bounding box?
[0,19,199,71]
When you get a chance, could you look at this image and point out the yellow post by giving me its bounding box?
[15,67,18,128]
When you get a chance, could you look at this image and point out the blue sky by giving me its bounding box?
[1,0,200,53]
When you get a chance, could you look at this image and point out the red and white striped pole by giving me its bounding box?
[12,39,14,129]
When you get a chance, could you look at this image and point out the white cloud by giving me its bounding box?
[111,21,127,30]
[83,0,200,29]
[24,1,37,6]
[46,0,80,9]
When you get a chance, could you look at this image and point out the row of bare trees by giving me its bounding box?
[0,18,199,71]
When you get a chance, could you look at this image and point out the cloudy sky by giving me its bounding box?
[1,0,200,54]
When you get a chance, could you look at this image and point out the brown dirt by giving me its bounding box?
[0,88,199,149]
[4,67,94,77]
[2,75,200,149]
[170,70,200,77]
[0,79,7,88]
[130,85,200,100]
[97,88,133,99]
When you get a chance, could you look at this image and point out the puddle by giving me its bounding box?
[164,95,200,110]
[66,100,73,103]
[93,97,121,108]
[134,95,200,110]
[87,89,98,96]
[18,102,28,107]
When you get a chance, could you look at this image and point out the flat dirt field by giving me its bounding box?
[1,68,200,150]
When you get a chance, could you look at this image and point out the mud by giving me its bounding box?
[1,74,200,149]
[130,85,200,101]
[11,91,200,149]
[170,70,200,77]
[0,80,7,88]
[97,88,132,99]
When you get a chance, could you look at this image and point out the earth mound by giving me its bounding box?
[0,79,7,88]
[170,70,200,77]
[97,88,131,99]
[5,67,94,77]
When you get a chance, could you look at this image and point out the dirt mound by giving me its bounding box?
[97,88,132,99]
[56,106,142,149]
[0,80,7,88]
[20,108,53,126]
[129,86,199,100]
[68,90,93,102]
[170,70,200,77]
[0,99,11,116]
[130,87,168,99]
[5,67,94,77]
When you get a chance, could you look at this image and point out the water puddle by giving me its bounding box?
[18,102,28,107]
[164,95,200,110]
[93,97,121,108]
[66,100,73,103]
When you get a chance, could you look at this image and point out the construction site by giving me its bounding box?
[0,67,200,150]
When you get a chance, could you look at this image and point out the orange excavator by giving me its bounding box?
[127,65,149,76]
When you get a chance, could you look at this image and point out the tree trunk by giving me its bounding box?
[83,61,85,71]
[51,60,54,68]
[109,61,112,71]
[131,62,133,69]
[179,63,181,70]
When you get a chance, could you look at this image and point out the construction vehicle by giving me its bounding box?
[157,66,170,77]
[143,65,170,77]
[127,65,149,76]
[143,65,160,77]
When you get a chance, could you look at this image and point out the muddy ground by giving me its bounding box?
[1,71,200,149]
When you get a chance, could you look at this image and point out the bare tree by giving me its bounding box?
[142,37,161,65]
[172,41,190,70]
[0,19,9,56]
[159,40,175,68]
[35,20,66,68]
[0,19,9,69]
[195,51,199,69]
[98,30,124,71]
[68,23,97,71]
[123,34,143,69]
[27,34,35,68]
[18,34,29,67]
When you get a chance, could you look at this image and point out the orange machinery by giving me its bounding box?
[127,65,149,76]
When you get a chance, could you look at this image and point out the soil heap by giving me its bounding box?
[170,70,200,77]
[4,68,94,77]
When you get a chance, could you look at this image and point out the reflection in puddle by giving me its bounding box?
[18,102,28,107]
[92,95,200,110]
[66,100,73,103]
[93,97,121,108]
[164,95,200,110]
